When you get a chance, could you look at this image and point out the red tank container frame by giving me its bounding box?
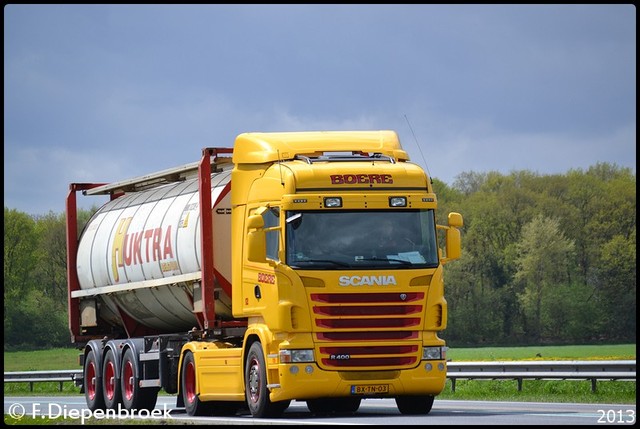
[65,147,244,344]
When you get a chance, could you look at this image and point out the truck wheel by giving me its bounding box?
[245,342,290,418]
[102,348,122,409]
[84,349,105,411]
[395,395,434,415]
[182,351,213,416]
[121,348,158,411]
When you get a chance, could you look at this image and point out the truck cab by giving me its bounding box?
[228,131,463,415]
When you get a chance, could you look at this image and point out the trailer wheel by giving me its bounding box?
[181,351,213,416]
[245,342,290,418]
[395,395,434,415]
[84,349,105,411]
[121,348,158,411]
[102,348,122,409]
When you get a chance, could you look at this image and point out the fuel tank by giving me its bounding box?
[76,170,232,332]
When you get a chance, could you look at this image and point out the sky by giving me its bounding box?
[4,4,636,216]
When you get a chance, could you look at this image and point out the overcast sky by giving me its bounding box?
[4,4,636,215]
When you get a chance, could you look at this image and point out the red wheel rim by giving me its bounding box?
[248,357,261,404]
[123,359,135,401]
[86,360,97,400]
[185,361,196,404]
[105,360,115,400]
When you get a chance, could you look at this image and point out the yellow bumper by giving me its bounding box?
[269,361,447,402]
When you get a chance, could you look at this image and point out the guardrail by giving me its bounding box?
[4,369,82,392]
[4,360,636,393]
[446,360,636,392]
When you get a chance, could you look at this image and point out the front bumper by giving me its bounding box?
[269,360,447,402]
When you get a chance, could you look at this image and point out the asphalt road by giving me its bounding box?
[4,396,636,425]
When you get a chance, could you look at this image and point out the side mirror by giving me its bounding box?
[247,214,264,229]
[448,212,463,228]
[247,214,266,263]
[441,212,463,264]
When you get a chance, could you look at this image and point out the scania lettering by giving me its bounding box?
[66,130,463,418]
[339,275,398,286]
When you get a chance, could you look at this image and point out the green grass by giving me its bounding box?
[438,379,636,404]
[4,344,636,404]
[446,344,636,361]
[4,348,81,371]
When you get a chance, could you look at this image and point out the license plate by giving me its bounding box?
[351,384,389,395]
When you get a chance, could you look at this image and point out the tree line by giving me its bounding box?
[438,162,635,346]
[3,162,635,350]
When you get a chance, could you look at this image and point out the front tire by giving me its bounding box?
[245,342,290,418]
[395,395,435,415]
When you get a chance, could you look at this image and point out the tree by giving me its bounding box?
[514,215,575,342]
[33,211,69,302]
[4,208,37,296]
[596,233,637,341]
[4,206,99,350]
[4,208,38,349]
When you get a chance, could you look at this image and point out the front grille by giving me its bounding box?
[311,292,425,370]
[316,318,421,329]
[313,305,422,316]
[317,331,419,341]
[321,345,418,355]
[311,292,423,303]
[320,356,417,367]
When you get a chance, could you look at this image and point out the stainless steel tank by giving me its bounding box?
[76,170,232,332]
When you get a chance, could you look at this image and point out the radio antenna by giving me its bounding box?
[404,114,432,181]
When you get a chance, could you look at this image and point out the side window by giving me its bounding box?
[264,207,280,261]
[420,210,439,265]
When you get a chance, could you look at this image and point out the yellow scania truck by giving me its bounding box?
[66,130,463,418]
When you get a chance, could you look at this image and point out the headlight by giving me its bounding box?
[389,196,407,207]
[279,349,315,363]
[422,346,446,360]
[324,197,342,208]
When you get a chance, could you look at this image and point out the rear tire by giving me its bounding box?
[182,351,213,416]
[84,349,105,411]
[121,348,158,412]
[102,348,122,409]
[395,395,434,415]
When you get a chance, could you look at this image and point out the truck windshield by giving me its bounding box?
[285,209,439,270]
